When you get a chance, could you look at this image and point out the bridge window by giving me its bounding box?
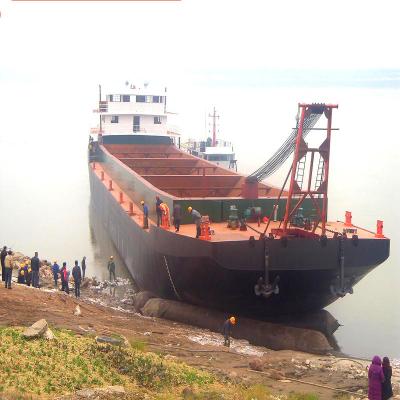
[136,95,146,102]
[111,95,121,102]
[111,115,119,123]
[154,116,162,124]
[122,95,130,102]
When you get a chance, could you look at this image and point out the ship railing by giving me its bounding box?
[93,101,108,113]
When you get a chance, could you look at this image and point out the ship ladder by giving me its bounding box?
[295,154,306,191]
[314,155,325,198]
[163,256,182,300]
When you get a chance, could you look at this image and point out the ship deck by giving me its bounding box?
[103,143,281,198]
[91,163,381,241]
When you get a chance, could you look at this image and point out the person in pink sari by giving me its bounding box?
[368,355,384,400]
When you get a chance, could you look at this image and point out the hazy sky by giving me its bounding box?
[1,0,400,85]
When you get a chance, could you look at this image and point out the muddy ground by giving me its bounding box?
[1,278,399,400]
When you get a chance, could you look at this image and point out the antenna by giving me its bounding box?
[208,106,220,147]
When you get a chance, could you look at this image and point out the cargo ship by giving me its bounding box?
[88,83,390,316]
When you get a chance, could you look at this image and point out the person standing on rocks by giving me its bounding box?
[107,256,116,282]
[17,263,26,284]
[222,316,236,347]
[1,246,7,281]
[368,355,384,400]
[81,256,87,279]
[60,262,69,294]
[52,261,60,287]
[382,356,393,400]
[72,260,82,298]
[24,261,32,286]
[30,251,41,288]
[4,250,14,289]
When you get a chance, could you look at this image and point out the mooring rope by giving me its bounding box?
[163,255,182,301]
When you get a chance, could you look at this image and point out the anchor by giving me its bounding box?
[330,235,355,297]
[254,240,280,298]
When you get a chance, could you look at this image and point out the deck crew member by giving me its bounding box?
[1,245,7,281]
[4,250,14,289]
[81,256,87,279]
[141,200,149,229]
[52,260,60,287]
[30,251,41,288]
[155,196,163,227]
[72,260,82,298]
[173,203,182,232]
[222,316,236,347]
[107,256,116,282]
[188,207,202,238]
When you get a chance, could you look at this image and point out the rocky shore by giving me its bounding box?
[1,252,399,399]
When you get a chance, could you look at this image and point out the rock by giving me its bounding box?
[249,358,264,371]
[182,387,194,399]
[95,335,125,346]
[74,305,82,316]
[76,388,97,398]
[269,369,285,380]
[81,278,90,289]
[22,319,48,338]
[43,328,56,340]
[99,385,126,395]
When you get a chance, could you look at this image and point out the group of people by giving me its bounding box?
[1,247,118,299]
[50,259,86,298]
[141,196,203,238]
[0,248,41,290]
[368,355,393,400]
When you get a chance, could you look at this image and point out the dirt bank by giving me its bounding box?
[1,283,399,399]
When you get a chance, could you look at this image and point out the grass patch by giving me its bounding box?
[0,327,322,399]
[0,327,211,397]
[129,339,147,352]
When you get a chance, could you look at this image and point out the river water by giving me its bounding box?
[0,78,398,360]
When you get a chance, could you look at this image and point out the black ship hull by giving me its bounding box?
[89,166,390,317]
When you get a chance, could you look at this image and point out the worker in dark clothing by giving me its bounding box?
[1,246,7,281]
[72,260,82,298]
[25,263,32,286]
[222,316,236,347]
[156,196,163,227]
[60,262,69,294]
[4,251,14,289]
[141,200,149,229]
[107,256,116,282]
[188,207,202,238]
[17,262,26,284]
[30,251,41,288]
[173,203,182,232]
[81,256,86,279]
[52,261,60,287]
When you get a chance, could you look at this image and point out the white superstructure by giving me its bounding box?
[93,83,178,140]
[186,107,237,170]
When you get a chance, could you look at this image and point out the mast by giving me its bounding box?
[209,106,219,147]
[99,84,102,133]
